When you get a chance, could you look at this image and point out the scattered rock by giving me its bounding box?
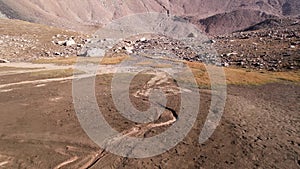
[216,22,300,71]
[226,52,238,57]
[187,32,196,38]
[0,58,10,63]
[65,38,76,46]
[125,46,134,54]
[223,62,229,67]
[57,40,66,46]
[291,41,300,45]
[140,37,147,42]
[78,48,105,57]
[54,52,61,56]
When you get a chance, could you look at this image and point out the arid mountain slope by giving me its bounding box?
[0,18,86,62]
[0,0,299,34]
[199,9,277,35]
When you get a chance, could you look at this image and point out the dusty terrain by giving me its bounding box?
[0,32,299,169]
[0,4,299,169]
[0,61,299,168]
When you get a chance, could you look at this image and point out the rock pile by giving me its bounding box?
[112,36,196,59]
[84,35,220,64]
[51,34,86,57]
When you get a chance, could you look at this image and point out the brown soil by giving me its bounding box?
[0,69,74,85]
[0,69,299,168]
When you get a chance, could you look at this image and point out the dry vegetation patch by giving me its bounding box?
[32,55,130,66]
[185,61,300,86]
[29,68,80,79]
[100,54,130,65]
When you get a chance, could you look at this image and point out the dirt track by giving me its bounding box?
[0,62,299,169]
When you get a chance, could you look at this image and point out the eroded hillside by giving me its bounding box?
[0,0,299,34]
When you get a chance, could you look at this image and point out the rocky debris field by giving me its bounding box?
[0,34,39,61]
[51,34,87,57]
[215,18,300,71]
[0,32,87,62]
[0,18,87,62]
[106,35,218,64]
[82,26,299,72]
[78,17,299,72]
[1,17,299,72]
[81,34,221,66]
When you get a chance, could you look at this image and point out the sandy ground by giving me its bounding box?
[0,62,299,169]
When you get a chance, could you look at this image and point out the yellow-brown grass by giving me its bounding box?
[100,54,129,65]
[185,61,300,86]
[30,58,300,86]
[0,66,41,72]
[29,68,81,79]
[151,64,173,68]
[136,61,154,66]
[32,57,79,65]
[33,55,129,65]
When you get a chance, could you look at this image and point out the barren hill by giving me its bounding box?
[199,9,278,35]
[0,0,300,34]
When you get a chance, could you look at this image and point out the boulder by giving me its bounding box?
[125,46,134,54]
[78,48,105,57]
[0,58,10,63]
[187,32,196,38]
[65,38,76,46]
[140,37,147,42]
[54,52,61,56]
[57,40,66,46]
